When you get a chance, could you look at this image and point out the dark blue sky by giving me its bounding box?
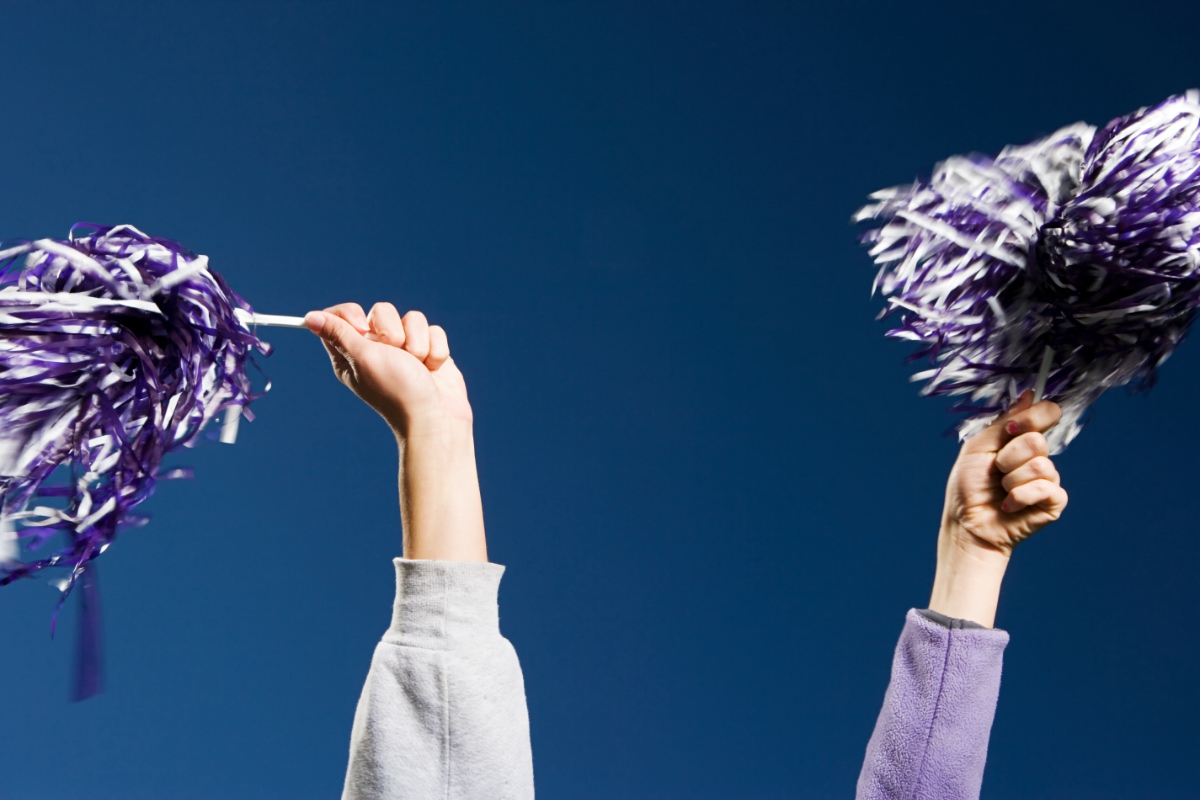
[2,2,1197,798]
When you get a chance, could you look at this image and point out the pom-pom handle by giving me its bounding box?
[233,310,306,329]
[1033,347,1054,404]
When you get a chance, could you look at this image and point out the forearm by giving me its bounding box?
[397,416,487,562]
[927,526,1009,628]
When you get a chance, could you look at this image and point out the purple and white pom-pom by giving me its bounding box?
[0,223,284,696]
[857,91,1200,452]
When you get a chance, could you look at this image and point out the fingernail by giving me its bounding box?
[304,311,326,334]
[1000,500,1013,512]
[1005,422,1019,435]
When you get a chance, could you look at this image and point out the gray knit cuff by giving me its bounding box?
[384,558,506,650]
[917,608,986,630]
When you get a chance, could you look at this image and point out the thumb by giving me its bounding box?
[305,310,367,361]
[962,390,1034,455]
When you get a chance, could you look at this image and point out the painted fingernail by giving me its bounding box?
[1000,500,1012,512]
[1005,422,1019,435]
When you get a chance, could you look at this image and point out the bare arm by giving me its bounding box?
[306,303,533,800]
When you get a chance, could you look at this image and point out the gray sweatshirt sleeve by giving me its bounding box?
[856,609,1010,800]
[342,559,535,800]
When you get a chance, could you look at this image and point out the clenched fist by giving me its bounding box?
[930,390,1069,627]
[304,302,472,435]
[943,390,1069,558]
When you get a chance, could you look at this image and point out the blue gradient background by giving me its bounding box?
[2,2,1197,798]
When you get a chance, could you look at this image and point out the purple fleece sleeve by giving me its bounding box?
[856,610,1010,800]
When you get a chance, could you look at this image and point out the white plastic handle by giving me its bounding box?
[1032,347,1054,403]
[233,309,307,329]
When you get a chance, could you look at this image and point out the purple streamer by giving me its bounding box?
[0,223,272,696]
[74,566,103,701]
[857,91,1200,451]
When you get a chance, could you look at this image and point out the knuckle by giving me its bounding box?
[1030,456,1054,478]
[995,445,1021,473]
[374,324,400,343]
[1031,482,1048,498]
[1023,432,1049,458]
[1036,482,1060,507]
[370,302,401,327]
[327,303,368,329]
[331,301,364,317]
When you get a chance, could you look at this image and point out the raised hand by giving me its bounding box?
[304,302,472,435]
[305,303,486,562]
[929,391,1069,626]
[942,390,1069,557]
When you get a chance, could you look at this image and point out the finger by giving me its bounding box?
[995,431,1050,474]
[1002,400,1062,437]
[366,302,406,347]
[304,310,367,364]
[402,310,431,361]
[1000,455,1059,493]
[1002,478,1068,518]
[325,302,370,333]
[962,390,1034,455]
[426,325,450,370]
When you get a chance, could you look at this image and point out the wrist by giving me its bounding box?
[928,524,1010,628]
[391,409,474,444]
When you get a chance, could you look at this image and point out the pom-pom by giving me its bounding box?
[0,223,271,696]
[858,91,1200,451]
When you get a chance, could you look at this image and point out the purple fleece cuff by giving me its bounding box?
[857,609,1009,800]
